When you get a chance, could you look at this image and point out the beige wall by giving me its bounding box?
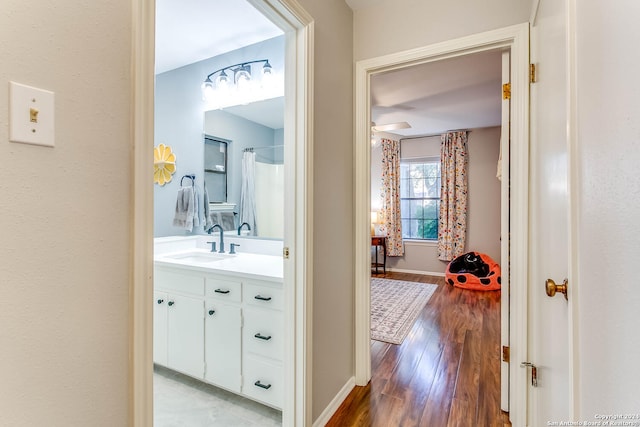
[353,0,531,61]
[372,128,501,274]
[296,0,355,421]
[575,0,640,413]
[0,2,131,426]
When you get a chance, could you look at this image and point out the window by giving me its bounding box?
[400,158,441,240]
[204,136,228,202]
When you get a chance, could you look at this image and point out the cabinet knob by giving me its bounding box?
[208,309,215,316]
[254,380,272,390]
[254,333,272,341]
[167,301,175,307]
[214,288,230,294]
[157,299,164,304]
[254,295,272,301]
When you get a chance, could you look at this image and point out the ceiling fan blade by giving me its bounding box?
[371,121,411,132]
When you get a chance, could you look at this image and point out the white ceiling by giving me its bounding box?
[155,0,282,74]
[222,97,285,129]
[371,50,503,137]
[344,0,386,10]
[156,0,502,135]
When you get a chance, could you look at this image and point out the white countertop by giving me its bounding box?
[154,249,283,283]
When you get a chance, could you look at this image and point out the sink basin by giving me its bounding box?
[165,251,230,263]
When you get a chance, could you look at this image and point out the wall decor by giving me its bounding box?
[154,143,176,185]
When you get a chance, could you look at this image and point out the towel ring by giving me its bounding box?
[181,174,195,186]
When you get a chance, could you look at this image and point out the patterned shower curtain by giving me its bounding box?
[438,131,468,261]
[380,138,404,256]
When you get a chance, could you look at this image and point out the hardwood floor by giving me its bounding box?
[326,271,510,427]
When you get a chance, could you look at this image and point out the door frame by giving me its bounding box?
[354,23,530,425]
[130,1,314,426]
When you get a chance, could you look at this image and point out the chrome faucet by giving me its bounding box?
[237,222,251,235]
[207,224,225,253]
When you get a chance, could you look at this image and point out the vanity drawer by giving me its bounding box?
[155,268,204,295]
[243,308,283,361]
[242,355,283,409]
[244,282,283,311]
[205,277,241,303]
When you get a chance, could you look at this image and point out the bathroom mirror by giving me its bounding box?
[204,97,284,239]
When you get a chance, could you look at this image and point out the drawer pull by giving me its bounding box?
[157,299,164,304]
[254,381,272,390]
[214,289,230,294]
[167,301,175,307]
[208,309,215,316]
[254,295,272,301]
[254,333,272,341]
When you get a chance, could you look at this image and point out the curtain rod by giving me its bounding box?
[399,129,471,141]
[244,145,284,152]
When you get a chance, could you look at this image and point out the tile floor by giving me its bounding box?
[154,365,282,427]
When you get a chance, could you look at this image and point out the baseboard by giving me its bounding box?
[312,376,356,427]
[387,267,445,277]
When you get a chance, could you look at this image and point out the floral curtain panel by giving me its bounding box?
[380,138,404,256]
[438,131,468,261]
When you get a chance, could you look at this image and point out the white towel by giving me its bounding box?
[173,186,196,231]
[219,211,236,231]
[203,183,214,232]
[192,185,200,228]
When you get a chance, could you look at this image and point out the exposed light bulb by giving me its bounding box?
[262,61,273,76]
[234,65,251,84]
[201,78,214,100]
[215,70,229,89]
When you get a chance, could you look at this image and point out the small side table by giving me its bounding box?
[371,236,387,274]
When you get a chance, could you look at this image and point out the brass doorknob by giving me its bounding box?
[545,278,568,300]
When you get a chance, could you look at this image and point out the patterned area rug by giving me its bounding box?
[371,278,438,345]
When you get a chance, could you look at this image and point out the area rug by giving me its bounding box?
[371,278,438,345]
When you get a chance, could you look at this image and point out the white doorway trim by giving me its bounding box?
[354,23,530,425]
[131,1,314,426]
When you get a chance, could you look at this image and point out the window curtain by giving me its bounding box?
[379,138,404,256]
[438,131,468,261]
[240,150,257,235]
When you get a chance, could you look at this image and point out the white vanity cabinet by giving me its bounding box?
[153,263,283,409]
[242,281,284,408]
[204,276,242,393]
[153,268,205,379]
[153,291,168,366]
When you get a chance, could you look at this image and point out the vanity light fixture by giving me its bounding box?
[201,59,274,101]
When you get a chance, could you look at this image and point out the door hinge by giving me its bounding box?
[283,247,290,259]
[502,345,510,363]
[530,63,537,83]
[502,82,511,100]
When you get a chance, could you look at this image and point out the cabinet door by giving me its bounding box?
[153,291,168,366]
[204,301,241,392]
[167,294,204,378]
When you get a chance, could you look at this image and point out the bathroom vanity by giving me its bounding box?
[153,236,284,409]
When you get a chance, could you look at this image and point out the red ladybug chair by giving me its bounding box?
[445,251,501,291]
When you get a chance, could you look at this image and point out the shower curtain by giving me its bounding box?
[240,150,257,235]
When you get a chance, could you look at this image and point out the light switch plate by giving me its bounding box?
[9,81,55,147]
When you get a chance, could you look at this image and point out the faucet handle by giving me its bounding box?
[229,243,240,254]
[206,241,217,252]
